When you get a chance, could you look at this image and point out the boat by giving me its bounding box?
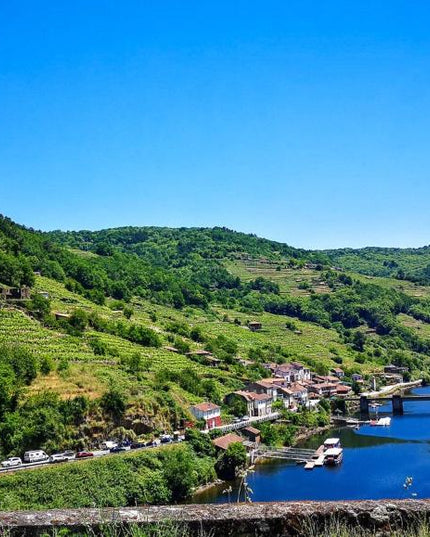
[370,416,391,426]
[323,438,341,450]
[324,447,343,466]
[377,417,391,426]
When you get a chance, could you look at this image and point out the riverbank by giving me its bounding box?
[293,424,332,444]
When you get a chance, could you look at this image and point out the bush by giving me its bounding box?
[215,442,247,480]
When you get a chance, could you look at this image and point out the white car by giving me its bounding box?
[49,453,71,463]
[1,457,22,468]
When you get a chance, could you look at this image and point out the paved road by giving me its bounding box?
[0,441,182,475]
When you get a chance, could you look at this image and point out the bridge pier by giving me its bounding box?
[360,396,369,416]
[392,395,404,415]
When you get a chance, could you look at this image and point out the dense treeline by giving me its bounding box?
[326,246,430,284]
[0,444,216,510]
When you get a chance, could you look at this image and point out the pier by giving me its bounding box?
[251,446,315,464]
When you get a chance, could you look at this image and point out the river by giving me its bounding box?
[194,385,430,503]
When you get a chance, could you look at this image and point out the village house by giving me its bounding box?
[313,375,341,385]
[276,386,295,409]
[242,426,261,445]
[248,321,262,332]
[262,362,278,374]
[384,364,409,375]
[246,380,278,401]
[352,373,364,383]
[330,367,345,379]
[190,402,221,429]
[308,382,338,397]
[212,432,244,451]
[225,391,273,418]
[0,286,31,300]
[288,383,309,406]
[336,384,351,396]
[274,362,311,383]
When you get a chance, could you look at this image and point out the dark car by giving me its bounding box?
[130,441,146,449]
[109,446,130,453]
[76,451,94,459]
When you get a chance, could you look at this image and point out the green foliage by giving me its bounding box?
[0,445,206,510]
[100,388,127,420]
[185,428,216,458]
[215,442,247,480]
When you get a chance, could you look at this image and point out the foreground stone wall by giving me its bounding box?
[1,500,430,536]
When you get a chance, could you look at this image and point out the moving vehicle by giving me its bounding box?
[75,451,94,459]
[1,457,22,468]
[23,450,49,463]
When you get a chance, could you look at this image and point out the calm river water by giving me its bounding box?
[194,386,430,503]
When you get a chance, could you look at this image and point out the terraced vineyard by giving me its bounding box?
[0,308,94,362]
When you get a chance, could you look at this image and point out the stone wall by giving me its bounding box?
[1,500,430,536]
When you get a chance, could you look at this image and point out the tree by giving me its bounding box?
[215,442,247,480]
[100,388,127,420]
[185,428,216,457]
[352,331,366,352]
[68,309,88,333]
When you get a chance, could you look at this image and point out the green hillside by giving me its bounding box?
[1,214,430,458]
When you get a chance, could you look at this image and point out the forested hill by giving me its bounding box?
[47,226,314,265]
[3,213,430,460]
[48,224,430,284]
[325,246,430,284]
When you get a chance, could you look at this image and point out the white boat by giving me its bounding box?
[324,447,343,466]
[323,438,341,450]
[376,417,391,426]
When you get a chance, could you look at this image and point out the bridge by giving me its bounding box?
[347,394,430,416]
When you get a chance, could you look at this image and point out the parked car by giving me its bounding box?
[160,434,173,443]
[76,451,94,459]
[49,453,68,463]
[1,457,22,468]
[130,441,146,449]
[23,450,49,464]
[233,417,241,423]
[109,445,130,453]
[100,441,118,450]
[241,415,250,421]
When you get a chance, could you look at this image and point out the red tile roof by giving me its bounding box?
[243,426,260,435]
[212,433,243,450]
[192,402,220,412]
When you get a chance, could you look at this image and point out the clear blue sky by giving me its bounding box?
[1,1,430,249]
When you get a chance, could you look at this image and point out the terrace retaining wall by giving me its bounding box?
[1,500,430,536]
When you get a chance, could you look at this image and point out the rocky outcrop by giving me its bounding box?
[1,500,430,536]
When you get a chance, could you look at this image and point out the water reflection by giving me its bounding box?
[193,386,430,503]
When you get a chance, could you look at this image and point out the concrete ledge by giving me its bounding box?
[1,500,430,536]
